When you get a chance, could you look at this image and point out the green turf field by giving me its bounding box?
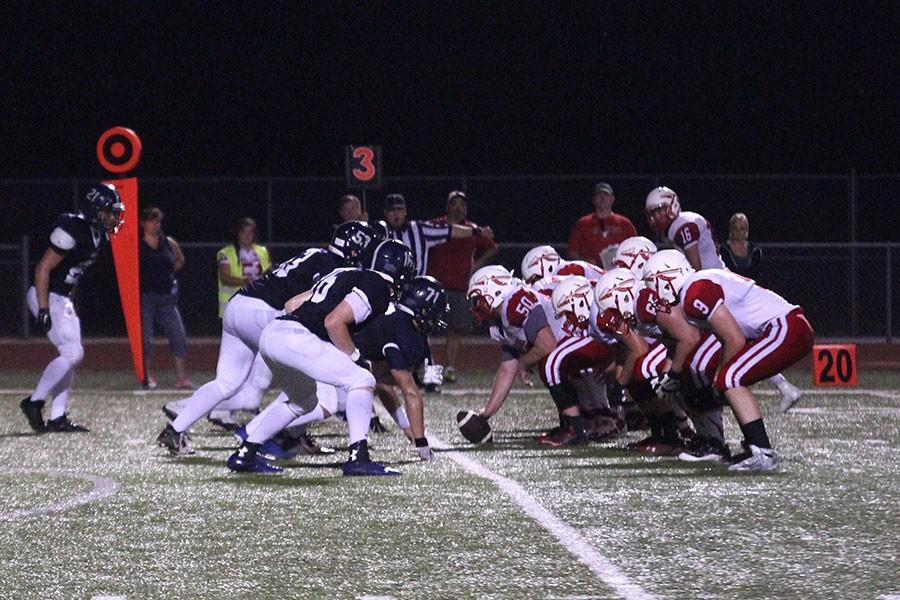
[1,368,898,600]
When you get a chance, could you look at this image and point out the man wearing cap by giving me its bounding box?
[427,191,499,383]
[567,182,637,269]
[380,193,493,276]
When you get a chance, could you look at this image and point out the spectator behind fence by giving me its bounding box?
[139,207,193,390]
[217,217,270,318]
[567,182,637,269]
[334,194,368,230]
[720,212,763,283]
[427,191,499,383]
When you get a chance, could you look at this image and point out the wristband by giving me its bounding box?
[414,437,429,448]
[349,348,361,362]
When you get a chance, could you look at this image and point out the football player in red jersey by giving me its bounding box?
[466,266,611,445]
[644,251,814,472]
[593,268,702,456]
[645,186,803,410]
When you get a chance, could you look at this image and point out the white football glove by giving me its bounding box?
[651,371,683,402]
[423,362,444,387]
[417,445,433,461]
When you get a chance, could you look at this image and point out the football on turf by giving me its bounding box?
[456,410,493,444]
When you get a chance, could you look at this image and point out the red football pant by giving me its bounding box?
[716,308,814,392]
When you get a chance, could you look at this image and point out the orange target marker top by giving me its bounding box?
[97,127,142,174]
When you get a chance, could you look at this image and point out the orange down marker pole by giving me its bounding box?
[97,127,145,385]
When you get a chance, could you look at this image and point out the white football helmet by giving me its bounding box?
[550,276,594,335]
[467,265,517,321]
[521,245,562,284]
[641,249,694,305]
[614,236,658,275]
[594,268,640,320]
[645,186,681,232]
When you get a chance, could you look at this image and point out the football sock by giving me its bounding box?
[739,418,772,449]
[33,356,73,402]
[345,389,375,446]
[767,373,787,386]
[171,381,229,433]
[285,405,325,429]
[391,405,410,430]
[247,401,303,444]
[49,390,70,420]
[215,383,265,412]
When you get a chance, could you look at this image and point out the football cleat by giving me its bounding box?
[342,459,401,476]
[776,379,803,413]
[156,425,195,456]
[233,425,249,444]
[227,448,283,474]
[291,431,335,455]
[539,426,588,447]
[45,414,90,433]
[207,410,240,432]
[728,444,780,472]
[443,366,457,383]
[677,438,732,463]
[627,435,684,456]
[369,416,388,434]
[161,398,188,421]
[20,397,46,432]
[259,438,293,460]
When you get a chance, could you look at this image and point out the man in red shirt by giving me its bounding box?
[567,182,637,268]
[428,191,498,383]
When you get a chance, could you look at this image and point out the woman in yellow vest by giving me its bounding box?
[217,217,271,318]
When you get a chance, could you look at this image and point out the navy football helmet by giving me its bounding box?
[80,183,125,233]
[330,220,379,267]
[399,276,449,334]
[366,239,416,291]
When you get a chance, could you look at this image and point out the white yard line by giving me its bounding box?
[1,386,899,399]
[429,433,658,600]
[0,470,120,521]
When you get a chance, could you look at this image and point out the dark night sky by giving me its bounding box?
[1,1,897,178]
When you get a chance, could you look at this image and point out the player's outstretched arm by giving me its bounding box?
[481,358,519,419]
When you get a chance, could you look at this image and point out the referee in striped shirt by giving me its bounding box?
[379,193,494,276]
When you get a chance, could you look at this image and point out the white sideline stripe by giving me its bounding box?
[357,596,397,600]
[429,434,657,600]
[877,595,900,600]
[91,596,126,599]
[0,470,120,521]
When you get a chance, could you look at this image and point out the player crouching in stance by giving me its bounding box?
[21,183,124,433]
[227,240,416,476]
[642,251,814,471]
[156,221,380,454]
[248,277,450,463]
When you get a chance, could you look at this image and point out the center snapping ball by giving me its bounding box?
[456,410,493,444]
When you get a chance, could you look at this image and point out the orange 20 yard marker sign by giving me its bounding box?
[98,127,145,385]
[812,344,857,387]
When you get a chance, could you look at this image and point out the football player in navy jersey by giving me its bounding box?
[247,276,449,462]
[21,183,124,433]
[157,221,379,455]
[228,239,416,476]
